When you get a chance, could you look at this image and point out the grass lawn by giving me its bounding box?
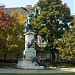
[0,73,75,75]
[54,63,75,68]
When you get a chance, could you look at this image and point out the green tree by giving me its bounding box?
[33,0,73,62]
[58,15,75,61]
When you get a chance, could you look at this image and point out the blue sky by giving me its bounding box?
[62,0,74,15]
[0,0,74,15]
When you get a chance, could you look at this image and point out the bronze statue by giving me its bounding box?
[22,5,40,32]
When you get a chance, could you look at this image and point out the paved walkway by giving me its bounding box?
[0,68,75,73]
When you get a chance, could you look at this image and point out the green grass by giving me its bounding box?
[54,63,75,68]
[0,73,75,75]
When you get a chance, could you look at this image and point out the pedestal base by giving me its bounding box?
[17,59,44,69]
[23,48,36,60]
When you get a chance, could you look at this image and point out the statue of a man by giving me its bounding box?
[23,5,40,32]
[24,13,33,32]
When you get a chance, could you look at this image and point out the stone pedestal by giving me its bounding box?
[23,32,36,60]
[17,31,44,69]
[17,59,44,69]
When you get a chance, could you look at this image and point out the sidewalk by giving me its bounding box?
[0,68,75,73]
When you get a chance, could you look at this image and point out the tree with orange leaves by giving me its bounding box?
[0,6,15,61]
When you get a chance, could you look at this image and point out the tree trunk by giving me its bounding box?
[16,54,19,61]
[52,51,55,64]
[4,53,7,61]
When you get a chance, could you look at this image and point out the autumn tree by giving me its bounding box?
[33,0,73,62]
[0,7,14,60]
[0,7,14,31]
[0,6,26,60]
[6,10,26,59]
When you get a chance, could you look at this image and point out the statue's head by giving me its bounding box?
[29,12,34,18]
